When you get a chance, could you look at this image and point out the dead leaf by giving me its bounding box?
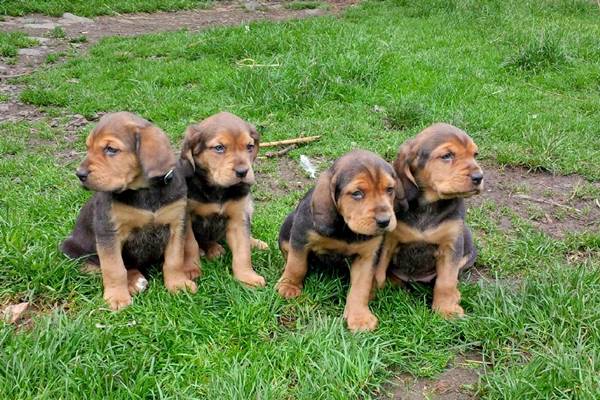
[2,302,29,324]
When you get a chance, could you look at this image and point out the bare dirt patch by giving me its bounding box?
[0,1,357,124]
[467,162,600,238]
[254,155,319,202]
[383,352,483,400]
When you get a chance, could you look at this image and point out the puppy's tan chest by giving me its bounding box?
[390,220,462,246]
[188,198,247,219]
[111,199,185,236]
[307,231,381,257]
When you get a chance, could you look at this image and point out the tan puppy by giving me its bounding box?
[181,112,267,287]
[375,123,483,318]
[277,150,403,331]
[61,112,196,310]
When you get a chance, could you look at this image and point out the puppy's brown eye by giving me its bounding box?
[441,152,454,161]
[351,190,364,200]
[386,187,394,195]
[213,144,225,154]
[246,144,255,152]
[104,146,120,156]
[474,152,479,158]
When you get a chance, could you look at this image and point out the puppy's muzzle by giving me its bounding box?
[76,169,89,183]
[471,171,483,186]
[235,167,249,178]
[376,216,391,229]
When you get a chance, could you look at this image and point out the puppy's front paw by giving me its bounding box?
[433,287,464,319]
[346,309,378,332]
[205,243,225,259]
[104,288,132,311]
[235,270,266,288]
[251,238,269,251]
[432,302,465,319]
[276,281,302,299]
[165,275,198,294]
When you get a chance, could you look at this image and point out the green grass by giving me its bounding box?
[1,1,600,398]
[49,27,66,39]
[0,31,38,58]
[0,0,214,17]
[284,1,327,10]
[17,0,600,178]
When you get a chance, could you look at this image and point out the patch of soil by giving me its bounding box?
[383,353,483,400]
[254,155,318,201]
[0,1,357,124]
[466,162,600,238]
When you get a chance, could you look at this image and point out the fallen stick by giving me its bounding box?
[513,194,582,213]
[260,135,320,148]
[262,144,297,158]
[0,72,31,79]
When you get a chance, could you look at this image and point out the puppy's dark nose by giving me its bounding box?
[471,172,483,186]
[235,168,249,178]
[76,169,89,182]
[376,217,390,228]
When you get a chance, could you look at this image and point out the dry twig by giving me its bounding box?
[262,144,297,158]
[513,194,581,213]
[261,135,320,148]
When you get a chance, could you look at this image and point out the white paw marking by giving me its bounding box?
[135,276,148,292]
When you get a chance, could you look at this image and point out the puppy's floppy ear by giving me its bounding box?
[311,168,338,236]
[393,139,419,203]
[247,122,260,161]
[180,125,198,171]
[135,124,176,179]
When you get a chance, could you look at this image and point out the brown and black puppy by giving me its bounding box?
[374,123,483,318]
[60,112,198,310]
[181,112,268,287]
[276,150,402,331]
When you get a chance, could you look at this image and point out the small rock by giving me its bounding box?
[2,302,29,324]
[18,48,43,56]
[304,9,322,16]
[59,13,94,25]
[28,36,50,44]
[24,22,58,29]
[244,0,260,11]
[49,118,60,127]
[0,104,10,112]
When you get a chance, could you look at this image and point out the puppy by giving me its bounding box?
[276,150,401,331]
[181,112,268,287]
[61,112,197,310]
[374,123,483,318]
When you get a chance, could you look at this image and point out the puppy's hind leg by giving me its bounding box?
[204,242,225,259]
[127,268,148,295]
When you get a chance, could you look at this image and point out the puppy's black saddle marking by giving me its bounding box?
[60,165,187,269]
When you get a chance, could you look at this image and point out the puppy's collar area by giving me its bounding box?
[148,168,175,186]
[162,168,174,184]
